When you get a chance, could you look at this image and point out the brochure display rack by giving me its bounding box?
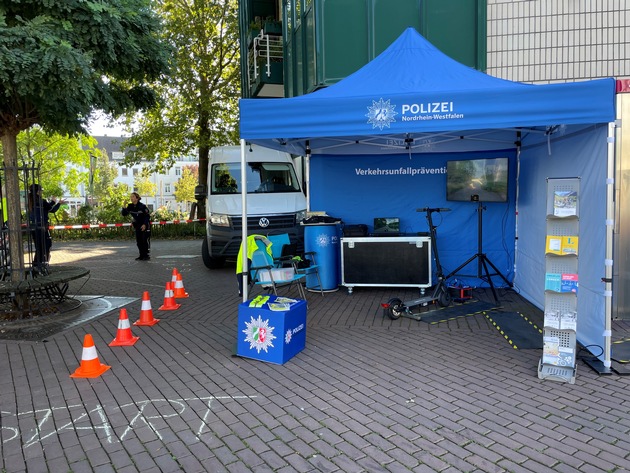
[538,178,580,384]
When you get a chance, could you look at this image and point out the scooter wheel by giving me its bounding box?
[386,298,404,320]
[438,288,452,307]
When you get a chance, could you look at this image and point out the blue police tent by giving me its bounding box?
[239,28,616,368]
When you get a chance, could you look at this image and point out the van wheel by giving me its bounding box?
[202,238,225,269]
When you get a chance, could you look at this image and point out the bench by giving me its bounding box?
[0,266,90,308]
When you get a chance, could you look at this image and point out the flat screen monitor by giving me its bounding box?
[373,217,400,234]
[446,157,509,203]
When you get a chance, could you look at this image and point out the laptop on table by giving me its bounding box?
[372,217,401,236]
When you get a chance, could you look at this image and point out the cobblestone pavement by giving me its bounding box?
[1,240,629,473]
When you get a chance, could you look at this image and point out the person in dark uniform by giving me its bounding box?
[28,184,62,270]
[122,192,151,260]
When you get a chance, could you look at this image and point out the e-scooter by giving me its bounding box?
[382,207,452,320]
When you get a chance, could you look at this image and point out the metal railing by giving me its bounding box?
[248,31,283,86]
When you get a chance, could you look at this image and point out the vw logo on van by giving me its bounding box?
[258,217,270,228]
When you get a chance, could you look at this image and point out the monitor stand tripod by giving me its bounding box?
[445,201,513,302]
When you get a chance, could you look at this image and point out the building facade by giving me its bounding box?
[89,136,198,214]
[487,0,630,83]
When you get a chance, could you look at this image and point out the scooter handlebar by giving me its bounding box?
[417,207,451,213]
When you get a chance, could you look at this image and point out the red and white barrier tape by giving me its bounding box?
[50,218,206,230]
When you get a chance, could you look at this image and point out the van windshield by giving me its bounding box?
[211,162,301,194]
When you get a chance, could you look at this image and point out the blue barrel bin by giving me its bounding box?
[304,223,341,292]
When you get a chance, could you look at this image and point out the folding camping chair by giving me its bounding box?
[267,233,324,295]
[250,238,307,299]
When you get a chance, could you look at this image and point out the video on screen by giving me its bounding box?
[446,157,509,203]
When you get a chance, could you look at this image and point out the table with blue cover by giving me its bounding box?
[237,295,307,364]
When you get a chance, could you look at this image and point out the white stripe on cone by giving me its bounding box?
[141,299,152,310]
[82,345,98,360]
[118,318,131,329]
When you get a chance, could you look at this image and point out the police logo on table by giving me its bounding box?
[243,315,276,353]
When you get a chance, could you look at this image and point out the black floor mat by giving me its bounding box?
[612,339,630,363]
[415,300,498,324]
[483,311,543,349]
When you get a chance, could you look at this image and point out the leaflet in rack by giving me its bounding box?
[543,336,575,366]
[545,235,579,255]
[544,310,577,331]
[553,190,578,217]
[545,273,578,293]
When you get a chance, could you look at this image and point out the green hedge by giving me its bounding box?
[52,221,206,241]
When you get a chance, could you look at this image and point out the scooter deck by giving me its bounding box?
[399,297,441,320]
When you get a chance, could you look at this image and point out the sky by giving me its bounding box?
[87,113,128,137]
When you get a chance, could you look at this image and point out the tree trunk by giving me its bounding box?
[197,143,209,218]
[197,84,210,219]
[1,132,26,282]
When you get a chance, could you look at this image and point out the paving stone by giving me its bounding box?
[1,240,629,473]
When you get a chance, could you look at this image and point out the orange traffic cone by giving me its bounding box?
[171,268,179,283]
[70,334,111,378]
[158,282,181,311]
[109,308,140,346]
[173,273,189,298]
[134,291,160,326]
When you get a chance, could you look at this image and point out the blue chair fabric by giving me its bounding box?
[250,238,307,299]
[268,233,323,296]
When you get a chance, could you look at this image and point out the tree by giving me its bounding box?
[96,183,131,224]
[120,0,241,217]
[0,0,170,281]
[174,165,198,204]
[134,171,157,198]
[12,127,99,198]
[91,152,119,205]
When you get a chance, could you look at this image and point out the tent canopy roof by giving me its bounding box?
[240,28,615,155]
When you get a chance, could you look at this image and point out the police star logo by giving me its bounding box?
[366,98,397,130]
[243,315,276,353]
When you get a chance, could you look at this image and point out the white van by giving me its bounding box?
[199,144,307,269]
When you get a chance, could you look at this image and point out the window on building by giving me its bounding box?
[121,168,128,176]
[175,167,181,176]
[133,168,139,176]
[165,184,171,193]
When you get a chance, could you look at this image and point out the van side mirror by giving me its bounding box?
[194,185,207,200]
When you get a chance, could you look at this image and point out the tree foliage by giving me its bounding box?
[120,0,241,215]
[134,173,157,198]
[9,127,99,198]
[0,0,171,136]
[0,0,171,281]
[91,152,120,204]
[97,183,131,224]
[174,165,198,203]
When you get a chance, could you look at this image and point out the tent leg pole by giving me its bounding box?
[241,139,249,302]
[584,121,616,375]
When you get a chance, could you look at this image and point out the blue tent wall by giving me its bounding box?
[310,150,517,287]
[516,125,608,355]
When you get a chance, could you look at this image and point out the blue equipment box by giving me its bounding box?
[237,295,307,364]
